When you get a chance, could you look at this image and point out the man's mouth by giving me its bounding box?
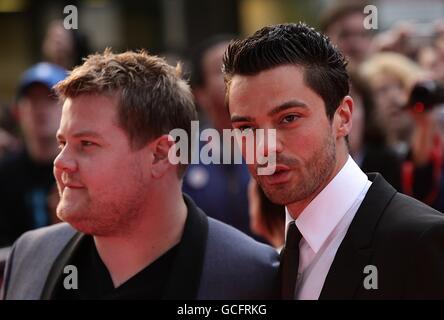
[260,164,292,185]
[63,183,85,190]
[61,174,84,190]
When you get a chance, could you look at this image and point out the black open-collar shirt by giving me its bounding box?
[53,235,179,300]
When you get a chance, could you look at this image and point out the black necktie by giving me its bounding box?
[280,221,303,299]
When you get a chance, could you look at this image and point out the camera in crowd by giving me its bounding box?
[407,80,444,112]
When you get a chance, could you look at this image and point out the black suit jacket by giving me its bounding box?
[319,173,444,299]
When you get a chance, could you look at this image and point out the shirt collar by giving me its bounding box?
[285,155,369,253]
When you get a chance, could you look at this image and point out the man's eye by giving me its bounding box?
[81,141,95,147]
[238,126,254,133]
[281,114,299,124]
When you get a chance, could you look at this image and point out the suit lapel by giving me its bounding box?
[162,194,209,299]
[40,232,85,299]
[319,173,397,299]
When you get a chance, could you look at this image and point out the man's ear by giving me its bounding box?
[149,134,175,179]
[334,95,353,139]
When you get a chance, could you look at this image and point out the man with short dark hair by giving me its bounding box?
[223,22,444,299]
[1,50,279,300]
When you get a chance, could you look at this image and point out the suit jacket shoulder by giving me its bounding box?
[320,173,444,299]
[1,223,76,300]
[198,217,279,299]
[370,191,444,299]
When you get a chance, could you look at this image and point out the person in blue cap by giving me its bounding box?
[0,62,67,248]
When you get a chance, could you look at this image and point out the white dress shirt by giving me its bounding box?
[285,155,372,300]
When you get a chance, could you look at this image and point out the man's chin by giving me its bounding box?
[259,187,291,206]
[56,204,86,225]
[57,214,99,235]
[57,210,114,236]
[259,181,309,206]
[68,221,94,235]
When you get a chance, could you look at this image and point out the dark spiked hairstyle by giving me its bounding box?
[223,22,349,119]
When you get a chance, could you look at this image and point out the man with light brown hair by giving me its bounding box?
[1,49,279,300]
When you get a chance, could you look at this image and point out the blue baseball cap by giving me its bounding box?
[17,62,68,98]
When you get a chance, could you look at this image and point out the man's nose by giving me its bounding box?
[256,128,282,159]
[53,146,77,173]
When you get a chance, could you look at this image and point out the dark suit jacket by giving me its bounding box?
[1,195,279,300]
[319,173,444,299]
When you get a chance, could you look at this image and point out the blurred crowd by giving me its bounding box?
[1,0,444,283]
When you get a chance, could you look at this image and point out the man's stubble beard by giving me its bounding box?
[56,162,149,237]
[256,132,337,206]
